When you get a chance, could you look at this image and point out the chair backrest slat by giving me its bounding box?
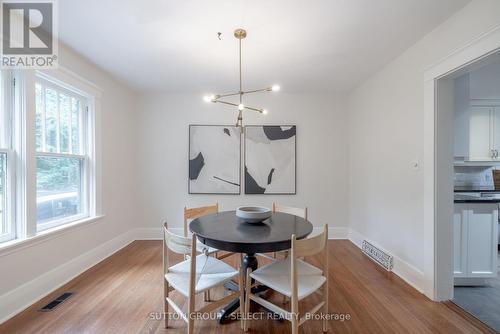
[184,204,219,237]
[164,223,192,255]
[273,202,307,220]
[292,225,328,258]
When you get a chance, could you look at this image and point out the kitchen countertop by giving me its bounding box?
[454,191,500,203]
[454,187,499,192]
[454,189,500,203]
[454,188,500,203]
[454,199,500,203]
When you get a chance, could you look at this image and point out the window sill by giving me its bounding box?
[0,215,105,257]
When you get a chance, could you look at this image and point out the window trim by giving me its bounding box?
[34,75,93,232]
[0,70,17,243]
[0,214,105,257]
[0,148,15,243]
[0,66,102,248]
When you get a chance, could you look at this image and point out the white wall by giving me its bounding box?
[136,93,349,235]
[0,44,138,321]
[348,0,500,287]
[4,1,500,322]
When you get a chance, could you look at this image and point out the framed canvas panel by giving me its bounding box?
[188,125,241,194]
[244,125,296,194]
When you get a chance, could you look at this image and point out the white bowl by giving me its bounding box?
[236,206,272,223]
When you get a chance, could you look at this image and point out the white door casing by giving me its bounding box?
[424,23,500,301]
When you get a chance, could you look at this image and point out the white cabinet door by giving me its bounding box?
[467,204,498,277]
[469,107,493,160]
[453,204,467,277]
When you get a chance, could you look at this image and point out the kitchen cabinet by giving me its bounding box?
[454,68,500,161]
[453,203,498,281]
[453,204,468,277]
[467,106,500,161]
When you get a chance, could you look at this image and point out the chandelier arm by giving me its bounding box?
[243,106,264,113]
[214,100,239,107]
[216,100,263,113]
[242,88,272,94]
[214,92,241,99]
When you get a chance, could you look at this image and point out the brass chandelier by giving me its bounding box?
[203,28,280,129]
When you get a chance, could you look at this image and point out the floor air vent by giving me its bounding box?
[39,292,74,312]
[362,240,394,271]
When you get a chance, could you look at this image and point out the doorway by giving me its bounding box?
[434,48,500,331]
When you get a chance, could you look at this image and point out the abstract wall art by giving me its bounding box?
[244,125,296,194]
[189,125,241,194]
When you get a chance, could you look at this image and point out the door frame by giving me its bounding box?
[423,24,500,301]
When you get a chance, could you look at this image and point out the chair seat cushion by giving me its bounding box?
[250,258,325,300]
[165,254,238,297]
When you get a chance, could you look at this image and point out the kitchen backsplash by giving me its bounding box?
[454,166,494,188]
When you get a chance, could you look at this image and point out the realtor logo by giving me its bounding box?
[1,0,58,68]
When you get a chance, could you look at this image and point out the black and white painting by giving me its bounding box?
[189,125,240,194]
[245,125,296,194]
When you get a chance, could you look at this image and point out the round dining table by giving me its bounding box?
[189,210,313,323]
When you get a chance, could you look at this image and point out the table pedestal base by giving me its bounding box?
[217,253,283,324]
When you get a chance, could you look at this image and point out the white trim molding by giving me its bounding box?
[0,215,105,257]
[0,227,134,325]
[348,228,425,293]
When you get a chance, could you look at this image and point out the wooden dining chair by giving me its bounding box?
[273,202,308,221]
[163,222,244,334]
[184,203,237,258]
[184,204,232,258]
[184,204,235,301]
[243,225,329,334]
[183,204,218,239]
[257,203,308,261]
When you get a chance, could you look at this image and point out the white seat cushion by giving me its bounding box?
[196,240,219,255]
[250,258,325,300]
[165,254,238,297]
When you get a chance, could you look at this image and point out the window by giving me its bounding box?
[0,70,15,243]
[35,79,90,230]
[0,70,98,248]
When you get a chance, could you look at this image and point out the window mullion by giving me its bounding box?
[83,103,89,216]
[6,149,16,240]
[56,91,60,153]
[41,84,46,152]
[80,100,85,155]
[68,98,73,154]
[17,70,37,238]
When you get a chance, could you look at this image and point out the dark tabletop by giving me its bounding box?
[189,211,313,253]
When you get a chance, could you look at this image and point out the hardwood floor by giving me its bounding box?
[0,240,496,334]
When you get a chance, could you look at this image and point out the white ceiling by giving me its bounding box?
[58,0,470,93]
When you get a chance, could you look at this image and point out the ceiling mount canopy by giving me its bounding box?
[203,28,280,129]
